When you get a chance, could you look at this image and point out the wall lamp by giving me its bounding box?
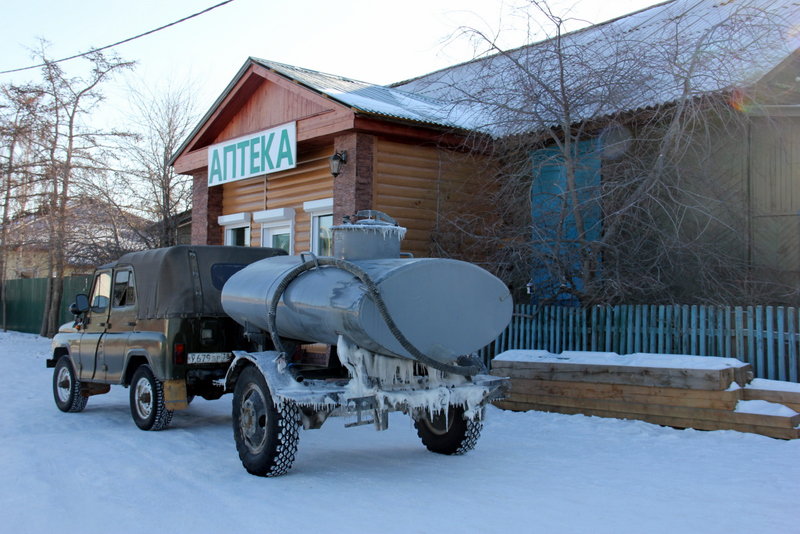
[329,151,348,177]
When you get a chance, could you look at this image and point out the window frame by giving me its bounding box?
[89,270,112,313]
[218,212,252,247]
[111,268,136,309]
[303,198,334,256]
[253,207,295,254]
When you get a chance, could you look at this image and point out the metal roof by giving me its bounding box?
[394,0,800,135]
[250,58,474,130]
[171,0,800,164]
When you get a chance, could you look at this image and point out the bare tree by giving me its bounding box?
[420,0,797,305]
[115,81,198,248]
[30,48,134,336]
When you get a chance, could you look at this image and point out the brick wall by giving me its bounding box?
[191,172,223,245]
[333,133,375,224]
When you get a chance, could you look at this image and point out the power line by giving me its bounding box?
[0,0,237,75]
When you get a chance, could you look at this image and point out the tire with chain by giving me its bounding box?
[232,365,300,477]
[53,356,88,413]
[130,364,173,431]
[413,405,483,455]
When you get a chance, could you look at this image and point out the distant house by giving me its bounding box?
[2,198,152,279]
[171,0,800,303]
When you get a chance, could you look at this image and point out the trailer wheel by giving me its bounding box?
[232,365,300,477]
[413,405,483,455]
[53,356,88,413]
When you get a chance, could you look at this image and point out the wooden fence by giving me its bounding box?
[480,304,800,383]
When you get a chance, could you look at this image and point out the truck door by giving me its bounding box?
[100,268,137,383]
[78,270,112,381]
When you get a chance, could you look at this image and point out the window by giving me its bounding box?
[314,214,333,256]
[90,271,112,313]
[218,212,251,247]
[210,263,249,290]
[254,208,295,254]
[112,269,136,308]
[303,198,334,256]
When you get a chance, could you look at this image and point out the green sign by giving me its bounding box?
[207,122,296,187]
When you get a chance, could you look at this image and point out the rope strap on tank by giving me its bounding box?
[266,257,481,377]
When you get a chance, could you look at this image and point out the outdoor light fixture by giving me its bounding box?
[329,151,348,177]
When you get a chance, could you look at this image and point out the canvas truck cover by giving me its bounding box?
[109,246,287,320]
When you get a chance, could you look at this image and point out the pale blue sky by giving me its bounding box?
[0,0,661,123]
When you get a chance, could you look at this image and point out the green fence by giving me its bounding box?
[2,276,92,334]
[480,304,800,383]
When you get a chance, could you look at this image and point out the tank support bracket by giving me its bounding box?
[345,396,389,430]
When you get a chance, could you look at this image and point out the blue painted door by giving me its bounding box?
[529,139,601,303]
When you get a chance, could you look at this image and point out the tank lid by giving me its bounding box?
[343,210,398,227]
[331,210,407,260]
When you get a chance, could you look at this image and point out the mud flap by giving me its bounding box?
[80,383,111,397]
[163,379,190,410]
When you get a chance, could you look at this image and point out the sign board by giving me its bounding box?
[207,122,296,187]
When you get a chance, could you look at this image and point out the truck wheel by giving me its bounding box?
[413,405,483,455]
[130,364,173,431]
[53,356,88,413]
[232,366,300,477]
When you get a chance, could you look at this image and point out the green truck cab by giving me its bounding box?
[48,245,286,430]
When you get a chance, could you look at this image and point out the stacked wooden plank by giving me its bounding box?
[491,350,800,439]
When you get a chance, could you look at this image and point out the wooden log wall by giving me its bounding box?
[221,145,333,251]
[373,139,488,258]
[491,353,800,440]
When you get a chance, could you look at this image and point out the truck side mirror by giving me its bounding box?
[71,294,90,315]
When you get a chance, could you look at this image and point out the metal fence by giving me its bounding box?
[2,276,92,334]
[479,304,800,383]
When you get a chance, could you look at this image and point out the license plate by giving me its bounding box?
[188,352,233,365]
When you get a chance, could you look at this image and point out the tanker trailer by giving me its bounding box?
[222,210,512,476]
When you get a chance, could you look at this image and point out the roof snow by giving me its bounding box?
[251,58,478,130]
[392,0,800,135]
[263,0,800,137]
[173,0,800,164]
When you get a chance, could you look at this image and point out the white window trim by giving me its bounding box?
[218,212,251,246]
[254,208,295,254]
[303,198,333,214]
[218,212,250,226]
[303,198,334,255]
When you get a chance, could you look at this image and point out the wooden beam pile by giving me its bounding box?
[491,351,800,440]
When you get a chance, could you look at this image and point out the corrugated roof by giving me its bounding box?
[172,0,800,164]
[394,0,800,135]
[251,58,475,130]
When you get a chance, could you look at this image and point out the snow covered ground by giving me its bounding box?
[2,330,798,534]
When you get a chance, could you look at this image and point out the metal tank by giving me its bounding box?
[221,211,512,366]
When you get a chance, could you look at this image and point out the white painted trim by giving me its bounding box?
[253,207,295,224]
[303,197,334,214]
[217,212,250,226]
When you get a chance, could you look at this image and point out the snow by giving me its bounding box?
[748,378,800,393]
[3,330,799,534]
[495,349,749,370]
[735,400,798,417]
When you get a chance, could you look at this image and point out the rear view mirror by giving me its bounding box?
[71,294,90,315]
